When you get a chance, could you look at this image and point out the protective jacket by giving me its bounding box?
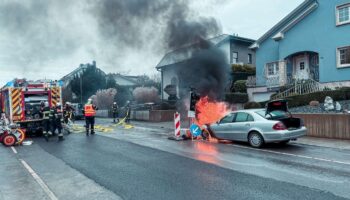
[84,104,96,117]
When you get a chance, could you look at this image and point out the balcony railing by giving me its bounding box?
[246,75,295,88]
[246,76,257,87]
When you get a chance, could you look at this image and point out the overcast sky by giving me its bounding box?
[0,0,304,86]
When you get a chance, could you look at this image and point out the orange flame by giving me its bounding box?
[194,96,230,127]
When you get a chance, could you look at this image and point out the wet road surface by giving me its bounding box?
[2,121,350,200]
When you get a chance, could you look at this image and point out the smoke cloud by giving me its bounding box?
[90,0,221,50]
[176,39,230,101]
[0,0,224,87]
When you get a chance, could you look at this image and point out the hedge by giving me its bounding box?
[244,102,261,109]
[225,93,249,104]
[233,80,247,93]
[284,87,350,108]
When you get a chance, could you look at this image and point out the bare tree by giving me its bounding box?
[90,88,117,109]
[133,87,160,104]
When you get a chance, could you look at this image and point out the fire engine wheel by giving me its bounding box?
[3,134,17,147]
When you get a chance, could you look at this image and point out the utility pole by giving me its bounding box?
[80,75,83,104]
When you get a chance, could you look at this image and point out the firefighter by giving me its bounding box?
[112,102,119,123]
[63,102,75,124]
[41,102,51,141]
[125,101,131,123]
[51,103,64,141]
[83,99,97,136]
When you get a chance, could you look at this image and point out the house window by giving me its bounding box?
[337,46,350,68]
[232,52,238,64]
[248,53,252,64]
[300,62,305,70]
[337,3,350,25]
[266,62,279,76]
[311,54,319,66]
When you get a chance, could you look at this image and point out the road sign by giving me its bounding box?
[190,124,201,137]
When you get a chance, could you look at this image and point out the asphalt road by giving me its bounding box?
[2,121,350,200]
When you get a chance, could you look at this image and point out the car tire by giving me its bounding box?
[248,132,264,148]
[2,134,17,147]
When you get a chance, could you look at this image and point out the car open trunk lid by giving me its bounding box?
[265,99,288,115]
[266,100,302,129]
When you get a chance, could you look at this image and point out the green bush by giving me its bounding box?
[233,80,247,93]
[225,93,248,104]
[286,87,350,107]
[232,64,256,74]
[244,102,261,109]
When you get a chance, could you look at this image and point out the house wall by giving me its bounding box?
[255,0,350,86]
[231,41,256,65]
[161,65,178,100]
[255,39,280,86]
[217,40,231,63]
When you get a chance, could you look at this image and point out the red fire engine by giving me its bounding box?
[0,79,63,135]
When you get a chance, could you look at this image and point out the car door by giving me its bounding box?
[229,112,254,141]
[211,113,236,140]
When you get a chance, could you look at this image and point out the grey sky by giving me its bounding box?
[0,0,304,86]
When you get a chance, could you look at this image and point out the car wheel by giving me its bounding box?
[3,134,17,147]
[248,132,264,148]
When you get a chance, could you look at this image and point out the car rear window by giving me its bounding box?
[256,110,288,119]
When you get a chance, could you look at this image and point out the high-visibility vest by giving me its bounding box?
[84,104,96,117]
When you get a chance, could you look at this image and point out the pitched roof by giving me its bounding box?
[250,0,318,49]
[156,34,255,69]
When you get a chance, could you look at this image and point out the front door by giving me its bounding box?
[295,56,309,80]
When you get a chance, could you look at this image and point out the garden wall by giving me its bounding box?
[294,114,350,139]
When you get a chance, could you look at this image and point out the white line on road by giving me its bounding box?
[19,159,58,200]
[232,144,350,166]
[11,146,17,154]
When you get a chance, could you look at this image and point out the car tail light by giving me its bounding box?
[273,122,286,130]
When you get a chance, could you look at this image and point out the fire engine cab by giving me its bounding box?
[0,79,63,135]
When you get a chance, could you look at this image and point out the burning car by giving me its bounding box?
[208,100,306,148]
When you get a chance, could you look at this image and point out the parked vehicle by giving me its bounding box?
[71,103,84,120]
[209,100,306,148]
[0,79,63,135]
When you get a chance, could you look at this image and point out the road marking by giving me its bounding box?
[20,159,58,200]
[11,146,17,154]
[232,144,350,166]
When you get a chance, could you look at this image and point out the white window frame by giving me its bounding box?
[265,62,279,77]
[248,53,252,64]
[232,52,238,64]
[337,45,350,68]
[336,3,350,26]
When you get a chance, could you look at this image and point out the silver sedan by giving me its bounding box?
[209,109,307,148]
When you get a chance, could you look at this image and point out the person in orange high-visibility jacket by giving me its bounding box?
[83,99,98,136]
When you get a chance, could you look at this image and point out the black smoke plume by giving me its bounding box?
[91,0,221,50]
[176,39,230,101]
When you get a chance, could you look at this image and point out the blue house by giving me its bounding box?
[248,0,350,102]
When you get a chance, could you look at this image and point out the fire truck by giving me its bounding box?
[0,79,63,135]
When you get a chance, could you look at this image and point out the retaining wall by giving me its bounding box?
[294,114,350,140]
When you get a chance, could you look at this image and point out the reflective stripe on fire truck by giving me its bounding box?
[51,87,60,106]
[11,88,22,121]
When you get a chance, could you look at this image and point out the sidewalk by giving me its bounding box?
[292,137,350,150]
[129,120,350,150]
